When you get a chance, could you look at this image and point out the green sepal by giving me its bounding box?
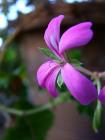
[71,58,83,66]
[57,73,63,88]
[92,101,103,133]
[39,47,59,60]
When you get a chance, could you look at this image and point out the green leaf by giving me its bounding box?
[1,44,21,72]
[3,109,54,140]
[4,93,54,140]
[71,59,83,66]
[39,47,59,60]
[57,74,63,88]
[13,65,27,79]
[0,72,10,89]
[92,101,103,133]
[4,47,16,62]
[3,99,54,140]
[76,102,94,118]
[69,50,81,60]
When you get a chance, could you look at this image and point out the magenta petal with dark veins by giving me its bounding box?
[59,22,93,54]
[37,61,59,87]
[44,15,64,56]
[61,63,97,105]
[45,67,60,97]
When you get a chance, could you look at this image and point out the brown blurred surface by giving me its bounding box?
[47,103,105,140]
[13,2,105,31]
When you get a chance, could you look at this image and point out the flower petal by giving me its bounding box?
[61,63,97,105]
[45,67,60,97]
[37,61,59,87]
[98,86,105,105]
[59,22,93,54]
[44,15,64,56]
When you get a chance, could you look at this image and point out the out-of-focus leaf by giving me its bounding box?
[39,47,59,60]
[76,102,94,119]
[13,65,27,79]
[3,91,54,140]
[4,47,17,62]
[69,49,81,60]
[0,72,10,89]
[3,104,54,140]
[92,101,103,133]
[71,59,83,66]
[66,49,81,64]
[1,47,19,72]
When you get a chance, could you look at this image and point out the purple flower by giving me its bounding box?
[37,15,104,105]
[98,87,105,105]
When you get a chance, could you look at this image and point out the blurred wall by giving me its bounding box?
[15,2,105,140]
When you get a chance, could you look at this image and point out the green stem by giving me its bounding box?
[74,65,93,77]
[0,94,69,116]
[0,104,23,116]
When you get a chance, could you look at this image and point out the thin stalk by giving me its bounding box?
[75,65,93,77]
[0,94,69,116]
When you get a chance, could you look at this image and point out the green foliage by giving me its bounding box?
[76,102,95,119]
[0,43,27,95]
[0,72,10,90]
[3,109,54,140]
[77,100,103,133]
[71,59,83,66]
[4,47,17,62]
[0,43,54,140]
[1,44,21,71]
[13,65,27,79]
[2,78,54,140]
[39,47,59,60]
[69,49,81,60]
[66,49,83,66]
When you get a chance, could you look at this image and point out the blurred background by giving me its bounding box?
[0,0,105,140]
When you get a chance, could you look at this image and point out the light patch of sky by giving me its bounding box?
[49,0,56,4]
[64,0,88,3]
[0,7,2,12]
[0,37,3,48]
[0,0,35,29]
[0,13,8,29]
[7,4,18,21]
[16,0,35,14]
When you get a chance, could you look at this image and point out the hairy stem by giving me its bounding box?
[0,94,70,116]
[74,65,93,77]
